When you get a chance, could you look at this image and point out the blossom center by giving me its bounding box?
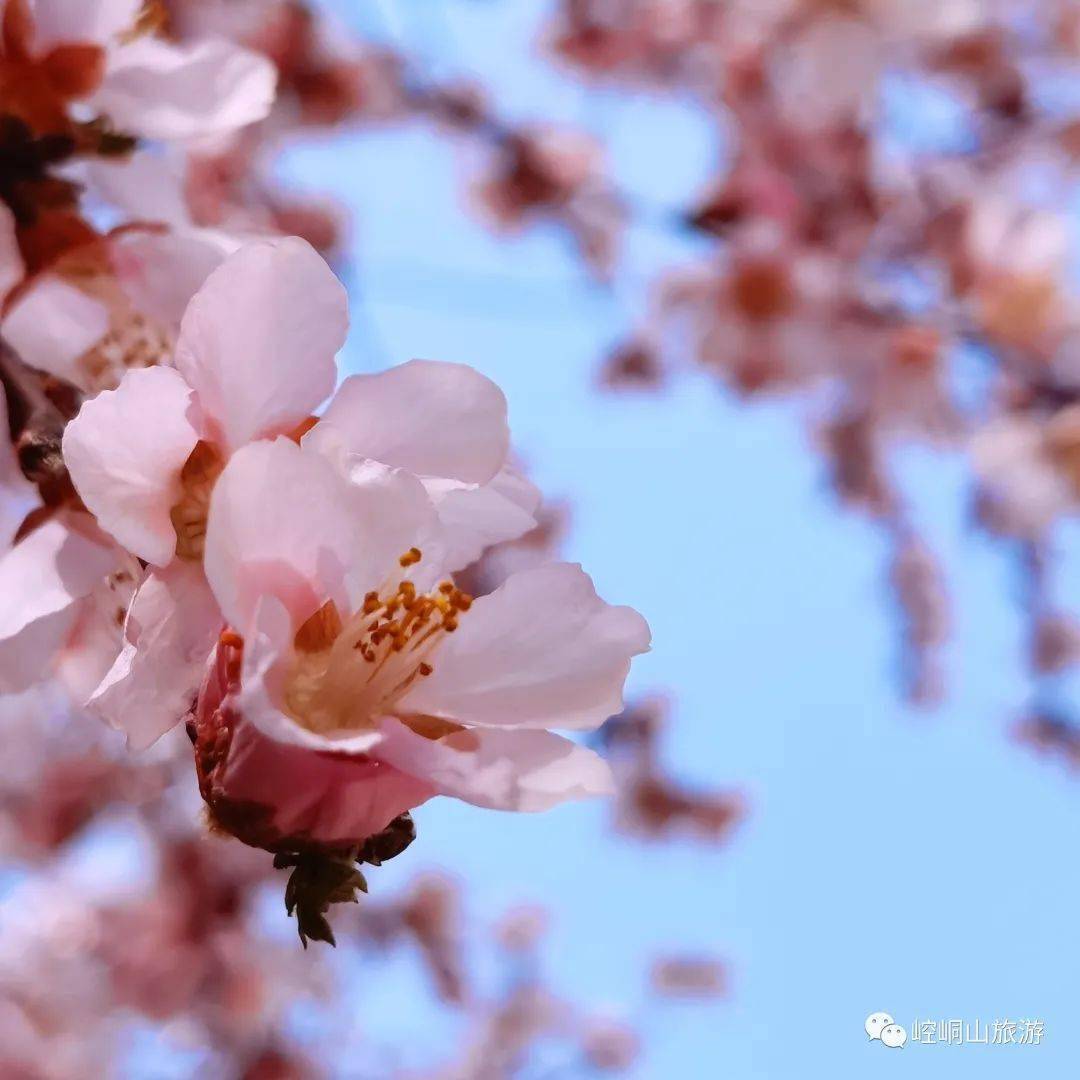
[284,549,473,735]
[170,440,224,561]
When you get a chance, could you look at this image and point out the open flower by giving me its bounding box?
[62,234,348,742]
[0,0,276,142]
[190,438,649,851]
[64,234,541,746]
[2,226,232,393]
[62,234,347,571]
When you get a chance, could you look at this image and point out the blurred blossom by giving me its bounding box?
[494,905,549,955]
[543,0,1080,723]
[650,956,727,999]
[471,125,624,276]
[602,697,747,844]
[580,1017,640,1072]
[1014,708,1080,771]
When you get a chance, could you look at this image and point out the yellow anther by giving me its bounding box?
[399,547,422,567]
[286,558,477,737]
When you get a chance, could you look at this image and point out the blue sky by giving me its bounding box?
[270,3,1080,1075]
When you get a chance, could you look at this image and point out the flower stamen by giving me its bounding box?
[284,550,473,735]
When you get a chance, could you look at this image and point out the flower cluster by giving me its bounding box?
[541,0,1080,727]
[0,1,649,944]
[60,238,648,858]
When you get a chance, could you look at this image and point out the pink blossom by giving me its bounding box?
[4,0,276,143]
[79,150,254,254]
[64,236,346,568]
[971,414,1075,538]
[189,436,648,848]
[770,16,883,131]
[64,236,543,748]
[960,197,1075,357]
[63,235,348,743]
[470,125,624,275]
[3,227,229,393]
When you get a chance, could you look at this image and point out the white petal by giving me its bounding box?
[0,516,118,691]
[53,595,124,704]
[205,439,429,629]
[93,36,276,141]
[297,427,439,594]
[336,458,436,604]
[400,563,650,730]
[90,563,221,749]
[2,275,109,388]
[63,365,199,566]
[174,237,346,452]
[0,605,75,693]
[321,360,511,484]
[0,516,117,639]
[109,227,227,330]
[377,717,615,812]
[205,440,350,628]
[83,152,190,226]
[30,0,141,52]
[421,464,540,574]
